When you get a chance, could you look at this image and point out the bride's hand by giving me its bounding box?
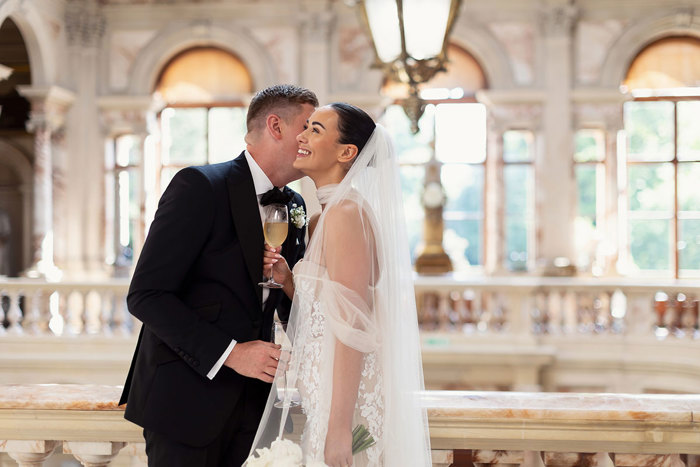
[263,244,292,286]
[324,427,353,467]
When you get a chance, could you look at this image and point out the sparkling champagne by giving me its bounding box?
[264,222,288,248]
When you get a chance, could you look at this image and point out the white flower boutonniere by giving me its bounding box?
[290,203,308,229]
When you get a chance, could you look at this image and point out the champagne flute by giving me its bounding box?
[259,203,288,289]
[272,320,299,408]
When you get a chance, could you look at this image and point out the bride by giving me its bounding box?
[248,103,430,467]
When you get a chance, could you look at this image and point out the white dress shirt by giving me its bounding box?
[207,150,275,379]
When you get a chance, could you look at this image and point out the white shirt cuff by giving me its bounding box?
[207,339,236,380]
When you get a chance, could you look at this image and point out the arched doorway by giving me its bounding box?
[0,17,32,277]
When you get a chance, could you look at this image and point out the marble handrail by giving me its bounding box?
[1,385,699,466]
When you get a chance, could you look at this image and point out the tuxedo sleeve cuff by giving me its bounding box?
[207,339,236,380]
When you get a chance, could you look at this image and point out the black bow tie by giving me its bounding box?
[260,187,293,206]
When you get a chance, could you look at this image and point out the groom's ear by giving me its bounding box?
[337,144,358,164]
[266,114,283,140]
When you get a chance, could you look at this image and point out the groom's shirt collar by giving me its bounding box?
[244,149,274,196]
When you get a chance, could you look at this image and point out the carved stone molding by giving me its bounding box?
[540,3,579,37]
[16,86,76,133]
[65,0,106,48]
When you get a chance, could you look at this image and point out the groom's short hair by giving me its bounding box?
[247,84,318,133]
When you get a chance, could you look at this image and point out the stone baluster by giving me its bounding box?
[546,290,563,334]
[112,295,130,336]
[625,290,655,337]
[63,441,125,467]
[4,440,59,466]
[23,289,44,335]
[431,449,453,467]
[615,453,686,466]
[0,290,5,335]
[100,291,114,336]
[65,290,85,335]
[436,291,451,331]
[6,289,23,334]
[506,290,532,337]
[562,290,577,334]
[84,290,102,335]
[544,451,614,466]
[474,449,525,465]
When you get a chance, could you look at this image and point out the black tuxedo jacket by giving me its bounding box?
[119,153,306,447]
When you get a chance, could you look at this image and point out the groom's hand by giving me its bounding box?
[224,341,281,383]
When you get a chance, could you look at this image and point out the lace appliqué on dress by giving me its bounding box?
[294,274,385,466]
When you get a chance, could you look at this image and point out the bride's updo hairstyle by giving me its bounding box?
[329,103,376,169]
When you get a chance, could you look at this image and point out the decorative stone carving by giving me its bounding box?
[65,0,106,48]
[540,3,579,37]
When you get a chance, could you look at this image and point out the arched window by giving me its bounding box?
[382,44,489,270]
[622,37,700,278]
[155,47,252,192]
[108,47,253,270]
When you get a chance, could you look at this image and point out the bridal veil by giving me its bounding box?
[249,124,431,466]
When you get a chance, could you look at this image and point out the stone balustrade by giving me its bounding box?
[0,278,132,337]
[0,385,699,466]
[2,275,698,339]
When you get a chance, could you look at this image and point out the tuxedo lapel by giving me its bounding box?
[226,153,263,307]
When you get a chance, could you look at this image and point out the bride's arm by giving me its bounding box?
[323,204,373,466]
[263,245,295,299]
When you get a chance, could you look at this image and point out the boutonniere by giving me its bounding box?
[289,204,308,229]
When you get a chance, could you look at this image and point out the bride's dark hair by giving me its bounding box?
[329,103,376,156]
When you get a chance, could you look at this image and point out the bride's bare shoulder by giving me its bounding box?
[308,212,321,239]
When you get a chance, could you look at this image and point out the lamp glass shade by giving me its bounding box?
[364,0,402,63]
[403,0,452,60]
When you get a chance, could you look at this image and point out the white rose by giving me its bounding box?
[270,438,303,463]
[245,447,272,467]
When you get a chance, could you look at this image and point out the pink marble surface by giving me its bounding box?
[2,385,700,424]
[0,385,124,410]
[421,391,700,423]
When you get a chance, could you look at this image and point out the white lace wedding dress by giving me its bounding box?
[248,126,431,467]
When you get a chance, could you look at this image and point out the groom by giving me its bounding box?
[119,84,318,466]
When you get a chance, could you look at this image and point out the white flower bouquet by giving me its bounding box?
[245,425,375,466]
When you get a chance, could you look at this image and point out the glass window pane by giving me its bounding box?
[628,163,673,212]
[442,164,483,213]
[161,107,207,165]
[576,165,598,220]
[624,101,674,162]
[435,103,486,163]
[678,162,700,212]
[503,130,534,163]
[399,166,425,262]
[382,104,434,164]
[504,164,533,215]
[504,165,533,271]
[574,129,605,162]
[629,219,671,272]
[678,101,700,161]
[209,107,247,164]
[679,219,700,275]
[445,219,482,268]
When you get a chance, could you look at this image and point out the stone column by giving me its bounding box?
[16,86,75,281]
[572,91,628,276]
[297,1,335,216]
[477,90,545,273]
[537,1,579,268]
[61,0,108,279]
[98,95,159,276]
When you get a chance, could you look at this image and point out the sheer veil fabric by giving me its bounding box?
[248,125,431,466]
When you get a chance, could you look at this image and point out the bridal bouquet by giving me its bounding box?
[245,425,375,467]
